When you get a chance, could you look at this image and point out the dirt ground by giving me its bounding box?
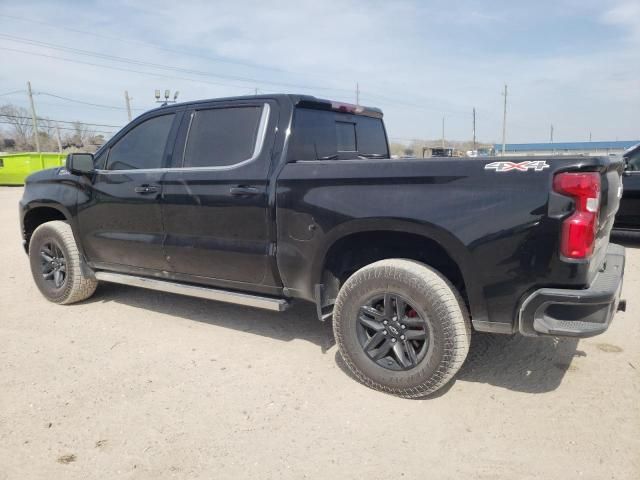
[0,185,638,480]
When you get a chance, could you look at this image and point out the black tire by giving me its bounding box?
[28,221,98,304]
[333,259,470,398]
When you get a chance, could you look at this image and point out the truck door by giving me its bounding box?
[161,100,277,286]
[76,112,179,271]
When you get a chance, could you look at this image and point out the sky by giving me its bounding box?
[0,0,638,144]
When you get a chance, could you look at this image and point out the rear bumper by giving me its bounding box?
[518,243,626,338]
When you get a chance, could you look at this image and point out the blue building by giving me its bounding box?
[493,140,640,157]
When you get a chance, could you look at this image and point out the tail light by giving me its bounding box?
[553,172,601,259]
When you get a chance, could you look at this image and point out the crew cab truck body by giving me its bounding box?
[19,94,626,397]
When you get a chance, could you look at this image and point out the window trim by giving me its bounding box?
[178,103,271,171]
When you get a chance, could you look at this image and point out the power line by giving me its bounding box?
[0,39,479,120]
[0,13,297,76]
[0,113,123,128]
[1,34,479,117]
[1,43,483,128]
[0,120,115,135]
[0,46,265,94]
[35,91,144,111]
[0,90,25,97]
[360,92,470,116]
[0,35,355,95]
[0,84,146,112]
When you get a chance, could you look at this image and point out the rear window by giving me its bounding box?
[288,108,388,161]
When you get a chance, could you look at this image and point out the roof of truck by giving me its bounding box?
[147,94,383,118]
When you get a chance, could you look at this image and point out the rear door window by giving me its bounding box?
[183,106,266,168]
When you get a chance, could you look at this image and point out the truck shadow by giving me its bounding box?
[611,230,640,247]
[88,282,336,351]
[334,333,583,397]
[90,283,583,395]
[453,333,583,395]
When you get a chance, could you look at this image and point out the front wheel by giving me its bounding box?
[28,221,98,305]
[333,259,470,398]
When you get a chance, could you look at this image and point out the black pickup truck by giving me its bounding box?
[19,94,626,397]
[615,142,640,230]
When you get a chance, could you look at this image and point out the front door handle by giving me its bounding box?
[134,184,159,194]
[230,186,261,196]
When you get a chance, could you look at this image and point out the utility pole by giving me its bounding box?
[589,131,592,142]
[254,87,258,96]
[501,84,507,156]
[441,116,445,148]
[472,107,477,150]
[54,123,63,153]
[356,82,360,106]
[124,90,132,122]
[26,81,40,153]
[550,124,554,143]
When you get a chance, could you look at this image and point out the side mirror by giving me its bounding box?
[66,153,94,174]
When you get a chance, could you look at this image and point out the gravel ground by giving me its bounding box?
[1,185,638,479]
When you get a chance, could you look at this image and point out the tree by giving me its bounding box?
[0,104,33,149]
[63,121,97,148]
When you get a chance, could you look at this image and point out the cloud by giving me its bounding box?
[601,1,640,43]
[0,0,638,143]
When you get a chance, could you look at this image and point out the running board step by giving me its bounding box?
[94,272,289,312]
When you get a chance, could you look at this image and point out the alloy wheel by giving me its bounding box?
[356,293,432,371]
[40,242,67,289]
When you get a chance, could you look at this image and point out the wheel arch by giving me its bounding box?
[22,203,74,253]
[312,218,485,324]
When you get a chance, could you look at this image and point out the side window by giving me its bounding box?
[288,108,389,161]
[356,116,389,156]
[107,114,174,170]
[287,108,337,160]
[183,106,265,168]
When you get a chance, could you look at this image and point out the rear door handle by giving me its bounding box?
[230,186,261,196]
[134,184,159,194]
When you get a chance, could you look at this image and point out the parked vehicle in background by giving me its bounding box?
[422,147,454,157]
[18,94,626,397]
[467,147,495,157]
[615,143,640,230]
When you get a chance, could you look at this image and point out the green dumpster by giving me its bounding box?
[0,152,67,186]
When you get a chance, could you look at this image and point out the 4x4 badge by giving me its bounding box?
[485,160,550,172]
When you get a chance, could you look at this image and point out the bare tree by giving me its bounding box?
[0,104,33,148]
[38,116,54,138]
[63,121,97,149]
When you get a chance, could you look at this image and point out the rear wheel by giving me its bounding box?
[333,259,470,398]
[29,221,97,304]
